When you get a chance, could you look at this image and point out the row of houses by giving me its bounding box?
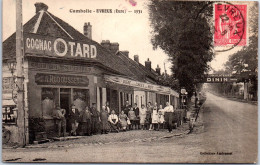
[2,2,179,143]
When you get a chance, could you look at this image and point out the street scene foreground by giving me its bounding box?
[2,92,257,163]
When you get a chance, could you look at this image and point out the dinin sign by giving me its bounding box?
[24,33,97,58]
[204,74,238,83]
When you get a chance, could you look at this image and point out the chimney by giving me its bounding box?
[35,2,48,13]
[110,42,119,54]
[156,65,161,75]
[134,55,139,63]
[145,58,152,71]
[120,51,129,58]
[84,22,92,39]
[101,40,111,50]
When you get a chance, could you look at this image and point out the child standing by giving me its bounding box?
[151,107,159,130]
[158,105,165,130]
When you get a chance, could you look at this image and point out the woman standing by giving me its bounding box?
[119,111,128,131]
[139,104,147,130]
[151,107,159,130]
[128,108,136,130]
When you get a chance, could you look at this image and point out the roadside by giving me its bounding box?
[3,98,205,150]
[209,91,257,105]
[3,123,190,150]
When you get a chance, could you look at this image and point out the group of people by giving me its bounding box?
[52,101,176,137]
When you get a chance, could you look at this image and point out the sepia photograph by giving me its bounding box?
[2,0,258,163]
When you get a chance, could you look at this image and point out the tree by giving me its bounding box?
[157,73,179,91]
[224,2,258,99]
[148,1,214,97]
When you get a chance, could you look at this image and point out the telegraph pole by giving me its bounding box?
[16,0,25,146]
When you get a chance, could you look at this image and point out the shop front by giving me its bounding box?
[21,33,122,141]
[3,2,180,144]
[104,75,179,109]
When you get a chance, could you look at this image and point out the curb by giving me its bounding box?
[3,125,190,150]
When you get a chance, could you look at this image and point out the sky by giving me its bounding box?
[2,0,251,73]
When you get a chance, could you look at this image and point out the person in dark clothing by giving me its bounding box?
[122,101,131,117]
[105,102,111,114]
[100,106,109,134]
[90,103,100,135]
[79,106,92,136]
[68,105,80,136]
[164,102,174,133]
[133,103,140,129]
[53,105,66,137]
[146,102,153,130]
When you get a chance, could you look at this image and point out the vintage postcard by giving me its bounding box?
[2,0,258,163]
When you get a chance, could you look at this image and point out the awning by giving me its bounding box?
[104,75,179,97]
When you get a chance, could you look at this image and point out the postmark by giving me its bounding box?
[214,3,247,47]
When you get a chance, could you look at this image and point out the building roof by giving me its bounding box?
[2,8,138,79]
[116,51,159,83]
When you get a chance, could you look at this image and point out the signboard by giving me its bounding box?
[105,75,179,97]
[181,88,186,94]
[203,74,238,83]
[2,77,15,93]
[24,33,97,59]
[29,61,92,73]
[35,73,89,86]
[2,106,17,124]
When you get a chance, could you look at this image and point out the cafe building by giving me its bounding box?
[2,2,179,144]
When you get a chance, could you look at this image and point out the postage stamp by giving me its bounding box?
[214,3,247,46]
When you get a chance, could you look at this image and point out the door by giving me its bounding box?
[60,88,71,132]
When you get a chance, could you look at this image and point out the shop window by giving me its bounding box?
[73,88,89,112]
[2,106,17,124]
[110,90,118,114]
[106,88,110,104]
[126,93,129,102]
[120,92,123,107]
[42,88,58,119]
[99,87,102,109]
[135,95,139,107]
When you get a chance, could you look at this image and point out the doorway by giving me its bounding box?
[60,88,71,132]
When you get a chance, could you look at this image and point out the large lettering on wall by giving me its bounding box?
[35,73,89,86]
[24,33,97,58]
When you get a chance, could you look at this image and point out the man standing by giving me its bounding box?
[133,103,140,129]
[69,105,80,136]
[122,101,131,117]
[105,102,111,114]
[146,102,153,130]
[53,105,66,137]
[90,103,100,135]
[164,102,174,133]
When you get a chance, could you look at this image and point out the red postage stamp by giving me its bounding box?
[214,3,247,46]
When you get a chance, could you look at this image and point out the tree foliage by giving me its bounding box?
[157,73,179,91]
[225,2,258,74]
[223,2,258,99]
[148,1,214,97]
